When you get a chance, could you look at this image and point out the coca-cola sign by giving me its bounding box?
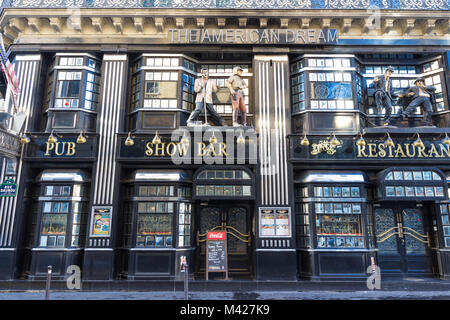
[207,231,226,240]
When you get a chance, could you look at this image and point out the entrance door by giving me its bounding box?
[374,206,432,276]
[195,202,252,278]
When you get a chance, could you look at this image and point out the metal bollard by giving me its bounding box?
[184,264,189,300]
[45,265,52,300]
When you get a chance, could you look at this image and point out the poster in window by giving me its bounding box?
[275,209,290,237]
[336,237,345,248]
[260,209,275,236]
[318,236,326,248]
[155,236,164,247]
[90,207,112,237]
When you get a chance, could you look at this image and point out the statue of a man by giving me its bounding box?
[186,68,225,127]
[372,66,395,126]
[398,77,436,126]
[225,66,248,127]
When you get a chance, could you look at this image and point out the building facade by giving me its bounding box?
[0,0,449,283]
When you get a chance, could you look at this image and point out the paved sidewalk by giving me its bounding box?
[0,290,449,300]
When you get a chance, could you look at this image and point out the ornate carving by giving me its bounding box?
[5,0,447,9]
[311,140,342,155]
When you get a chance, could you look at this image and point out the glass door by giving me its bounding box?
[375,205,431,276]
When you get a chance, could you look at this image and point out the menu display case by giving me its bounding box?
[259,208,291,237]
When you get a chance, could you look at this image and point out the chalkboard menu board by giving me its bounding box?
[206,231,228,280]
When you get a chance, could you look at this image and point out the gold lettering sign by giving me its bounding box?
[357,142,450,159]
[144,142,228,157]
[45,142,76,156]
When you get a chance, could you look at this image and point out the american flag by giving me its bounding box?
[0,35,20,96]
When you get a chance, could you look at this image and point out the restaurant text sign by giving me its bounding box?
[169,28,339,45]
[357,142,450,159]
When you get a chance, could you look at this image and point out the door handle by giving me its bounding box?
[397,223,403,238]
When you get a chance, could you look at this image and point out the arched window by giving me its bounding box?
[377,168,447,200]
[194,168,253,198]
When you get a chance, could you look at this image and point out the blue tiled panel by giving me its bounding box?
[2,0,449,9]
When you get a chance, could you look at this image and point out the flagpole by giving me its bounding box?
[9,87,17,115]
[0,34,18,118]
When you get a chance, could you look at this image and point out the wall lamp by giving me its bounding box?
[20,133,31,144]
[180,131,190,145]
[413,133,424,148]
[47,130,59,144]
[384,132,394,147]
[124,132,134,147]
[152,131,162,144]
[356,132,366,147]
[329,132,341,146]
[300,134,310,146]
[441,133,450,146]
[76,131,87,144]
[237,131,245,144]
[209,131,217,144]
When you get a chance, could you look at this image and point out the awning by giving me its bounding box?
[37,169,90,182]
[294,171,368,183]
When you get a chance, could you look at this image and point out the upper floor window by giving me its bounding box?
[55,71,82,108]
[143,71,178,109]
[290,56,357,113]
[362,56,447,116]
[44,54,101,132]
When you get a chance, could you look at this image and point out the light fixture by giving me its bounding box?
[209,131,217,144]
[330,132,340,146]
[124,132,134,147]
[443,133,450,146]
[384,133,394,147]
[76,131,86,144]
[152,131,162,144]
[180,131,190,145]
[20,134,30,144]
[356,132,366,147]
[300,134,310,146]
[413,133,424,148]
[47,130,58,144]
[237,131,245,144]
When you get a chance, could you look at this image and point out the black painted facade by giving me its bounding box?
[0,21,449,284]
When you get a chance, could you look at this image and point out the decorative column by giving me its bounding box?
[0,54,43,279]
[253,55,297,280]
[82,54,128,280]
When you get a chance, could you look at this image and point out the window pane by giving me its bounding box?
[342,187,350,197]
[53,113,75,128]
[41,214,67,237]
[45,186,54,196]
[323,187,331,197]
[351,187,360,197]
[403,171,413,180]
[136,214,172,247]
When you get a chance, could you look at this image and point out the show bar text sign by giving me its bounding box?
[169,28,338,45]
[206,231,228,280]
